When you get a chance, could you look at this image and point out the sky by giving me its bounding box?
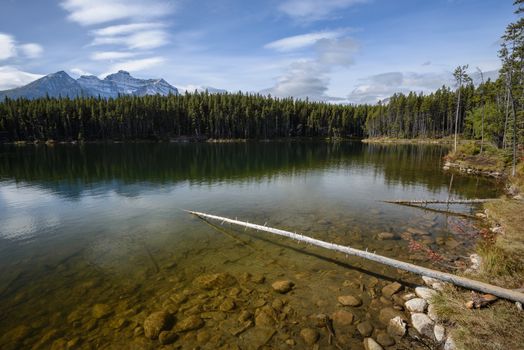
[0,0,516,103]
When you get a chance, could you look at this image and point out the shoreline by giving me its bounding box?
[362,137,456,145]
[1,137,364,146]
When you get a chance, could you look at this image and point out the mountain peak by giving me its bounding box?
[0,70,214,99]
[49,71,72,79]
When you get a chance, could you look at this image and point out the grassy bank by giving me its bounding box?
[362,136,456,144]
[444,141,511,175]
[432,164,524,350]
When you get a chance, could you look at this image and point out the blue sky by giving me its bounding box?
[0,0,516,103]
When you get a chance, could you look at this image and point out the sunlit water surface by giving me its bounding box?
[0,142,502,349]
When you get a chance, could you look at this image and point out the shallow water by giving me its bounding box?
[0,142,502,349]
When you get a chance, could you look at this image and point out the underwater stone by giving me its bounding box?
[143,311,172,339]
[271,280,294,293]
[337,295,362,306]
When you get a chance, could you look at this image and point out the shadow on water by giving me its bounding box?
[0,141,501,199]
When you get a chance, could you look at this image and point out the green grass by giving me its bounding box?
[446,141,509,173]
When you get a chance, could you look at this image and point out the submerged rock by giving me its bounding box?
[219,299,236,312]
[381,282,402,298]
[331,310,354,326]
[376,332,395,346]
[363,337,384,350]
[91,304,112,319]
[271,280,294,293]
[387,316,406,337]
[357,321,374,337]
[337,295,362,306]
[144,311,172,339]
[193,273,236,290]
[254,309,276,327]
[158,331,178,345]
[175,315,204,332]
[379,307,405,325]
[377,232,397,240]
[1,325,32,344]
[300,328,319,345]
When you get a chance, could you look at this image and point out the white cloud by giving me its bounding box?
[265,30,345,52]
[347,71,453,104]
[0,66,43,90]
[70,67,93,76]
[266,60,329,99]
[101,57,165,77]
[316,37,357,66]
[264,36,359,100]
[60,0,174,26]
[278,0,368,21]
[92,22,165,37]
[0,33,44,61]
[91,30,169,50]
[0,33,16,60]
[91,51,137,61]
[19,43,43,58]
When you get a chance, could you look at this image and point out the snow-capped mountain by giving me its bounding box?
[0,70,179,99]
[102,70,178,96]
[0,71,87,100]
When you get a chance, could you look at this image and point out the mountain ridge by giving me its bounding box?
[0,70,180,99]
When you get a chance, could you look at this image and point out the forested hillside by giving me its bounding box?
[0,93,368,141]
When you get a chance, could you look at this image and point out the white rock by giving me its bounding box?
[427,304,439,321]
[434,324,446,342]
[422,276,439,287]
[405,298,427,313]
[402,293,416,301]
[415,287,437,302]
[469,254,482,269]
[363,337,384,350]
[444,335,456,350]
[411,313,434,339]
[516,302,523,311]
[387,316,406,337]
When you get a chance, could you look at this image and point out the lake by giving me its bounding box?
[0,141,502,349]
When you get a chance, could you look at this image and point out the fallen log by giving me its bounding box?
[383,199,496,205]
[384,202,476,219]
[186,210,524,304]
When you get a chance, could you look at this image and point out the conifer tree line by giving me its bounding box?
[0,93,367,141]
[0,1,522,147]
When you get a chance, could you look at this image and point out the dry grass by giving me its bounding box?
[362,136,457,144]
[510,162,524,194]
[482,197,524,288]
[432,286,524,350]
[432,161,524,350]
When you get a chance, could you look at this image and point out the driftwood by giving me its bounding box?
[385,202,476,219]
[186,210,524,304]
[383,199,496,205]
[382,198,498,218]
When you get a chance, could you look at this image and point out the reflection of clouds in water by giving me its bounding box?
[0,182,61,240]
